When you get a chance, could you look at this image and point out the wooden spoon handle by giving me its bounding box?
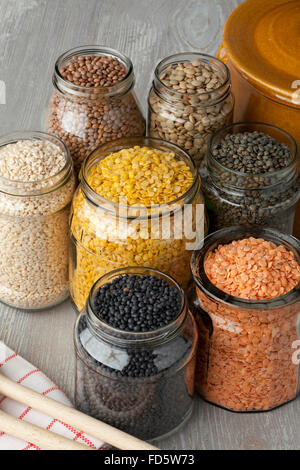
[0,409,91,450]
[0,374,158,450]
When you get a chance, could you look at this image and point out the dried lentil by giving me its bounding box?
[86,146,194,205]
[203,127,300,233]
[0,136,75,309]
[148,54,234,167]
[47,49,145,174]
[192,231,300,411]
[212,131,292,173]
[60,55,127,88]
[93,274,182,332]
[205,238,300,300]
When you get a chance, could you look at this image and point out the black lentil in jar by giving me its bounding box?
[75,273,196,441]
[93,274,182,332]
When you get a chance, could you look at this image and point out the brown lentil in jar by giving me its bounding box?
[46,46,145,174]
[191,227,300,412]
[148,53,234,168]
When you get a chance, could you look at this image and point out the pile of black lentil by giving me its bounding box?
[212,131,292,174]
[93,274,182,332]
[75,273,194,440]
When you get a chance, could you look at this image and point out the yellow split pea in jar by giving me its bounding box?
[70,136,205,311]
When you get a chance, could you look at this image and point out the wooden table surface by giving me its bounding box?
[0,0,299,451]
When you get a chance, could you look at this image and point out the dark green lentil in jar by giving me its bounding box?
[202,122,300,234]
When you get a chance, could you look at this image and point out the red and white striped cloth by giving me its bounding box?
[0,341,105,450]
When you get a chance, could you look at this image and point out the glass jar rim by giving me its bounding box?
[80,136,199,216]
[207,121,298,180]
[85,266,187,348]
[0,131,73,196]
[191,226,300,310]
[53,45,134,97]
[154,52,231,99]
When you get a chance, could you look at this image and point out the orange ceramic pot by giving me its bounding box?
[218,0,300,236]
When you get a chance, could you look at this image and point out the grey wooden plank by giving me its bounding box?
[0,0,299,451]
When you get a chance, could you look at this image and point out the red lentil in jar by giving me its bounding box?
[191,227,300,412]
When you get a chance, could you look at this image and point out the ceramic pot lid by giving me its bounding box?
[222,0,300,107]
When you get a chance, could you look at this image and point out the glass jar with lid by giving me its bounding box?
[191,226,300,412]
[202,122,300,234]
[74,266,198,441]
[46,45,145,174]
[0,131,75,310]
[69,136,206,312]
[148,52,234,168]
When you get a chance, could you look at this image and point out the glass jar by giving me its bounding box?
[74,267,198,441]
[46,45,146,174]
[191,226,300,412]
[202,122,300,234]
[148,53,234,168]
[0,131,75,310]
[70,136,206,312]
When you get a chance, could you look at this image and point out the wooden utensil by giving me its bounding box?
[0,372,159,450]
[0,409,91,450]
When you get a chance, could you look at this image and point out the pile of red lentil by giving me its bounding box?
[205,237,300,300]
